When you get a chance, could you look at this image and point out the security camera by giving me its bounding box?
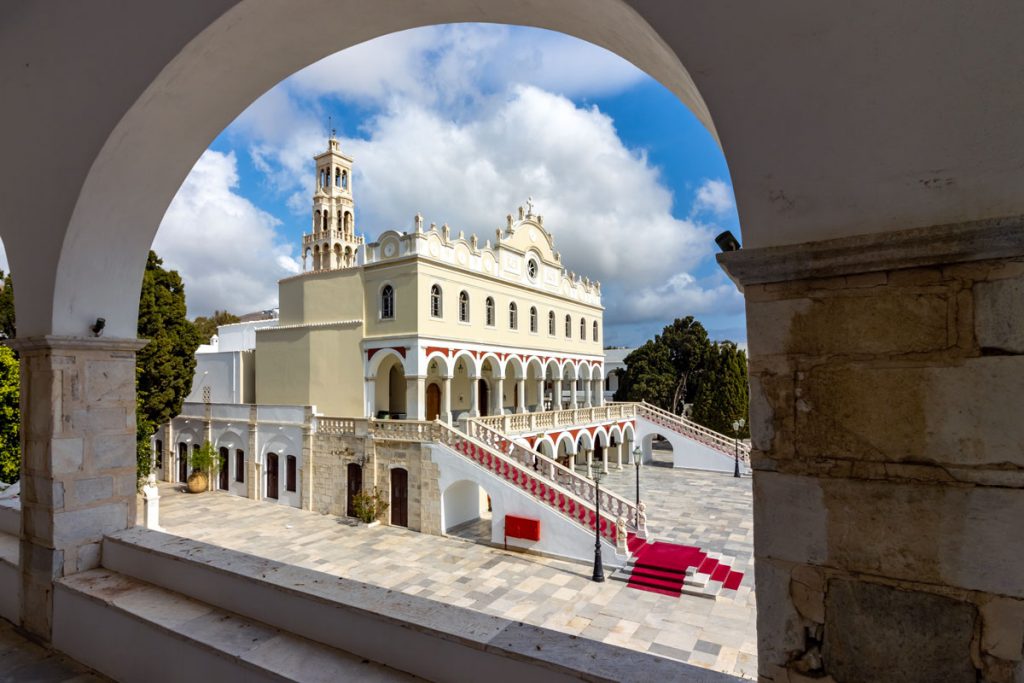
[91,318,106,337]
[714,230,741,252]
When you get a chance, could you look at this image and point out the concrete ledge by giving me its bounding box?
[54,569,416,682]
[103,528,737,682]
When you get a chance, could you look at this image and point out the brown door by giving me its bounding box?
[178,443,188,482]
[346,463,362,517]
[426,383,441,421]
[478,379,489,417]
[391,468,408,527]
[267,453,279,500]
[219,447,229,490]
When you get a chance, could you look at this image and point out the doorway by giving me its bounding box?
[478,379,489,416]
[267,453,279,500]
[347,463,362,517]
[219,447,229,490]
[178,443,188,482]
[426,383,441,421]
[391,468,408,527]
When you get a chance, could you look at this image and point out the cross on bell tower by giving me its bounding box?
[302,132,364,271]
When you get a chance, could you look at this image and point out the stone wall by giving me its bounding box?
[309,435,442,534]
[733,232,1024,683]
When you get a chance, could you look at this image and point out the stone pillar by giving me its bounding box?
[441,375,452,424]
[13,337,145,640]
[534,378,545,411]
[593,379,604,407]
[247,405,260,501]
[364,378,375,418]
[601,445,609,474]
[552,379,562,410]
[493,376,504,415]
[568,380,577,409]
[515,379,526,413]
[468,377,480,417]
[163,420,175,483]
[300,407,313,511]
[581,379,591,408]
[719,221,1024,683]
[615,442,623,470]
[585,449,592,477]
[406,376,425,420]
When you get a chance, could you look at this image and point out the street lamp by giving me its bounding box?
[632,445,642,520]
[731,418,746,478]
[591,468,605,583]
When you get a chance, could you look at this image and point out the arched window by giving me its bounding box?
[335,167,341,187]
[381,285,395,320]
[530,306,538,333]
[548,311,555,335]
[337,210,342,232]
[459,290,469,322]
[593,320,599,341]
[509,302,518,330]
[565,314,572,337]
[322,212,327,231]
[430,284,442,318]
[485,297,495,326]
[580,317,586,339]
[341,170,348,189]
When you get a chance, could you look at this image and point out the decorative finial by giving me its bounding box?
[526,196,534,216]
[414,213,423,233]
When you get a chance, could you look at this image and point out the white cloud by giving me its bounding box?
[152,150,299,317]
[692,179,735,217]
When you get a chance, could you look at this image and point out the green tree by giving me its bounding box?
[659,316,711,414]
[136,251,201,478]
[0,347,19,484]
[690,341,749,438]
[0,271,15,340]
[613,340,676,408]
[193,309,240,344]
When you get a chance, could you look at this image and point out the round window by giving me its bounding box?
[527,259,538,279]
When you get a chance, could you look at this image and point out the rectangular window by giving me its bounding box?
[286,455,297,492]
[235,449,245,483]
[155,439,163,470]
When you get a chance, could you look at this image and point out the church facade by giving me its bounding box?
[255,135,607,421]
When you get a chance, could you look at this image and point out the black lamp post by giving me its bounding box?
[632,445,642,523]
[732,418,745,478]
[591,468,605,582]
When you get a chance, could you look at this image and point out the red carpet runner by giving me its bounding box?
[625,533,744,597]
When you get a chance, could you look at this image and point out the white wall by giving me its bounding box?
[430,443,624,567]
[635,415,751,475]
[186,351,245,404]
[216,319,278,352]
[442,480,484,531]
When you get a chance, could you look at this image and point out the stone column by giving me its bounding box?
[581,379,591,408]
[468,377,480,417]
[441,375,452,424]
[163,420,175,483]
[534,378,545,411]
[515,379,526,413]
[300,407,313,511]
[568,380,578,409]
[247,405,260,501]
[720,221,1024,683]
[406,376,425,420]
[585,449,593,477]
[364,378,376,418]
[493,376,504,415]
[13,336,145,640]
[593,379,604,407]
[552,379,562,410]
[601,445,609,474]
[615,442,623,470]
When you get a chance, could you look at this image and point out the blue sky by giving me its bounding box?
[145,24,745,346]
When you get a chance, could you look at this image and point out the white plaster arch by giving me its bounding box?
[441,478,496,534]
[575,430,594,451]
[260,434,298,462]
[214,429,245,452]
[505,356,526,380]
[533,435,556,458]
[366,348,409,378]
[554,432,577,457]
[451,350,479,378]
[593,426,609,447]
[479,353,505,379]
[424,352,452,378]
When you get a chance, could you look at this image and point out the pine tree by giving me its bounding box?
[0,346,19,484]
[193,309,241,344]
[613,340,676,408]
[136,252,201,478]
[691,341,749,437]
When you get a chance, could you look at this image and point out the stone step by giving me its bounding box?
[54,568,421,683]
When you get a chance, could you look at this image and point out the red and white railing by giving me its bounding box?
[630,402,750,464]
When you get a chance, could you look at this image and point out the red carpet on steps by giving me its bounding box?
[625,535,744,597]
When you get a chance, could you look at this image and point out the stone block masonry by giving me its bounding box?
[12,336,146,640]
[722,222,1024,683]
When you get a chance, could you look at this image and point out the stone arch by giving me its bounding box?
[441,478,495,536]
[366,347,408,378]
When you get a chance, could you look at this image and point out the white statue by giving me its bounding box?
[637,501,648,540]
[142,473,163,531]
[526,196,535,215]
[615,516,627,553]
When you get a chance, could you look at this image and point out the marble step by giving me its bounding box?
[54,569,421,683]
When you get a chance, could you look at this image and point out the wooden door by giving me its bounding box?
[178,444,188,482]
[426,383,441,421]
[478,379,489,417]
[219,447,229,490]
[346,463,362,517]
[267,453,279,500]
[391,468,408,527]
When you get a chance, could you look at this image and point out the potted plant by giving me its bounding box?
[351,487,390,525]
[186,441,219,494]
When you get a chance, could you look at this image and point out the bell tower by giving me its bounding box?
[302,132,364,271]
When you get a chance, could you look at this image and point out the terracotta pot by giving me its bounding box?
[186,471,208,494]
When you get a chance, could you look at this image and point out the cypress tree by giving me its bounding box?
[691,341,749,437]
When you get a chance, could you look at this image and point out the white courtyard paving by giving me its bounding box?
[153,457,756,679]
